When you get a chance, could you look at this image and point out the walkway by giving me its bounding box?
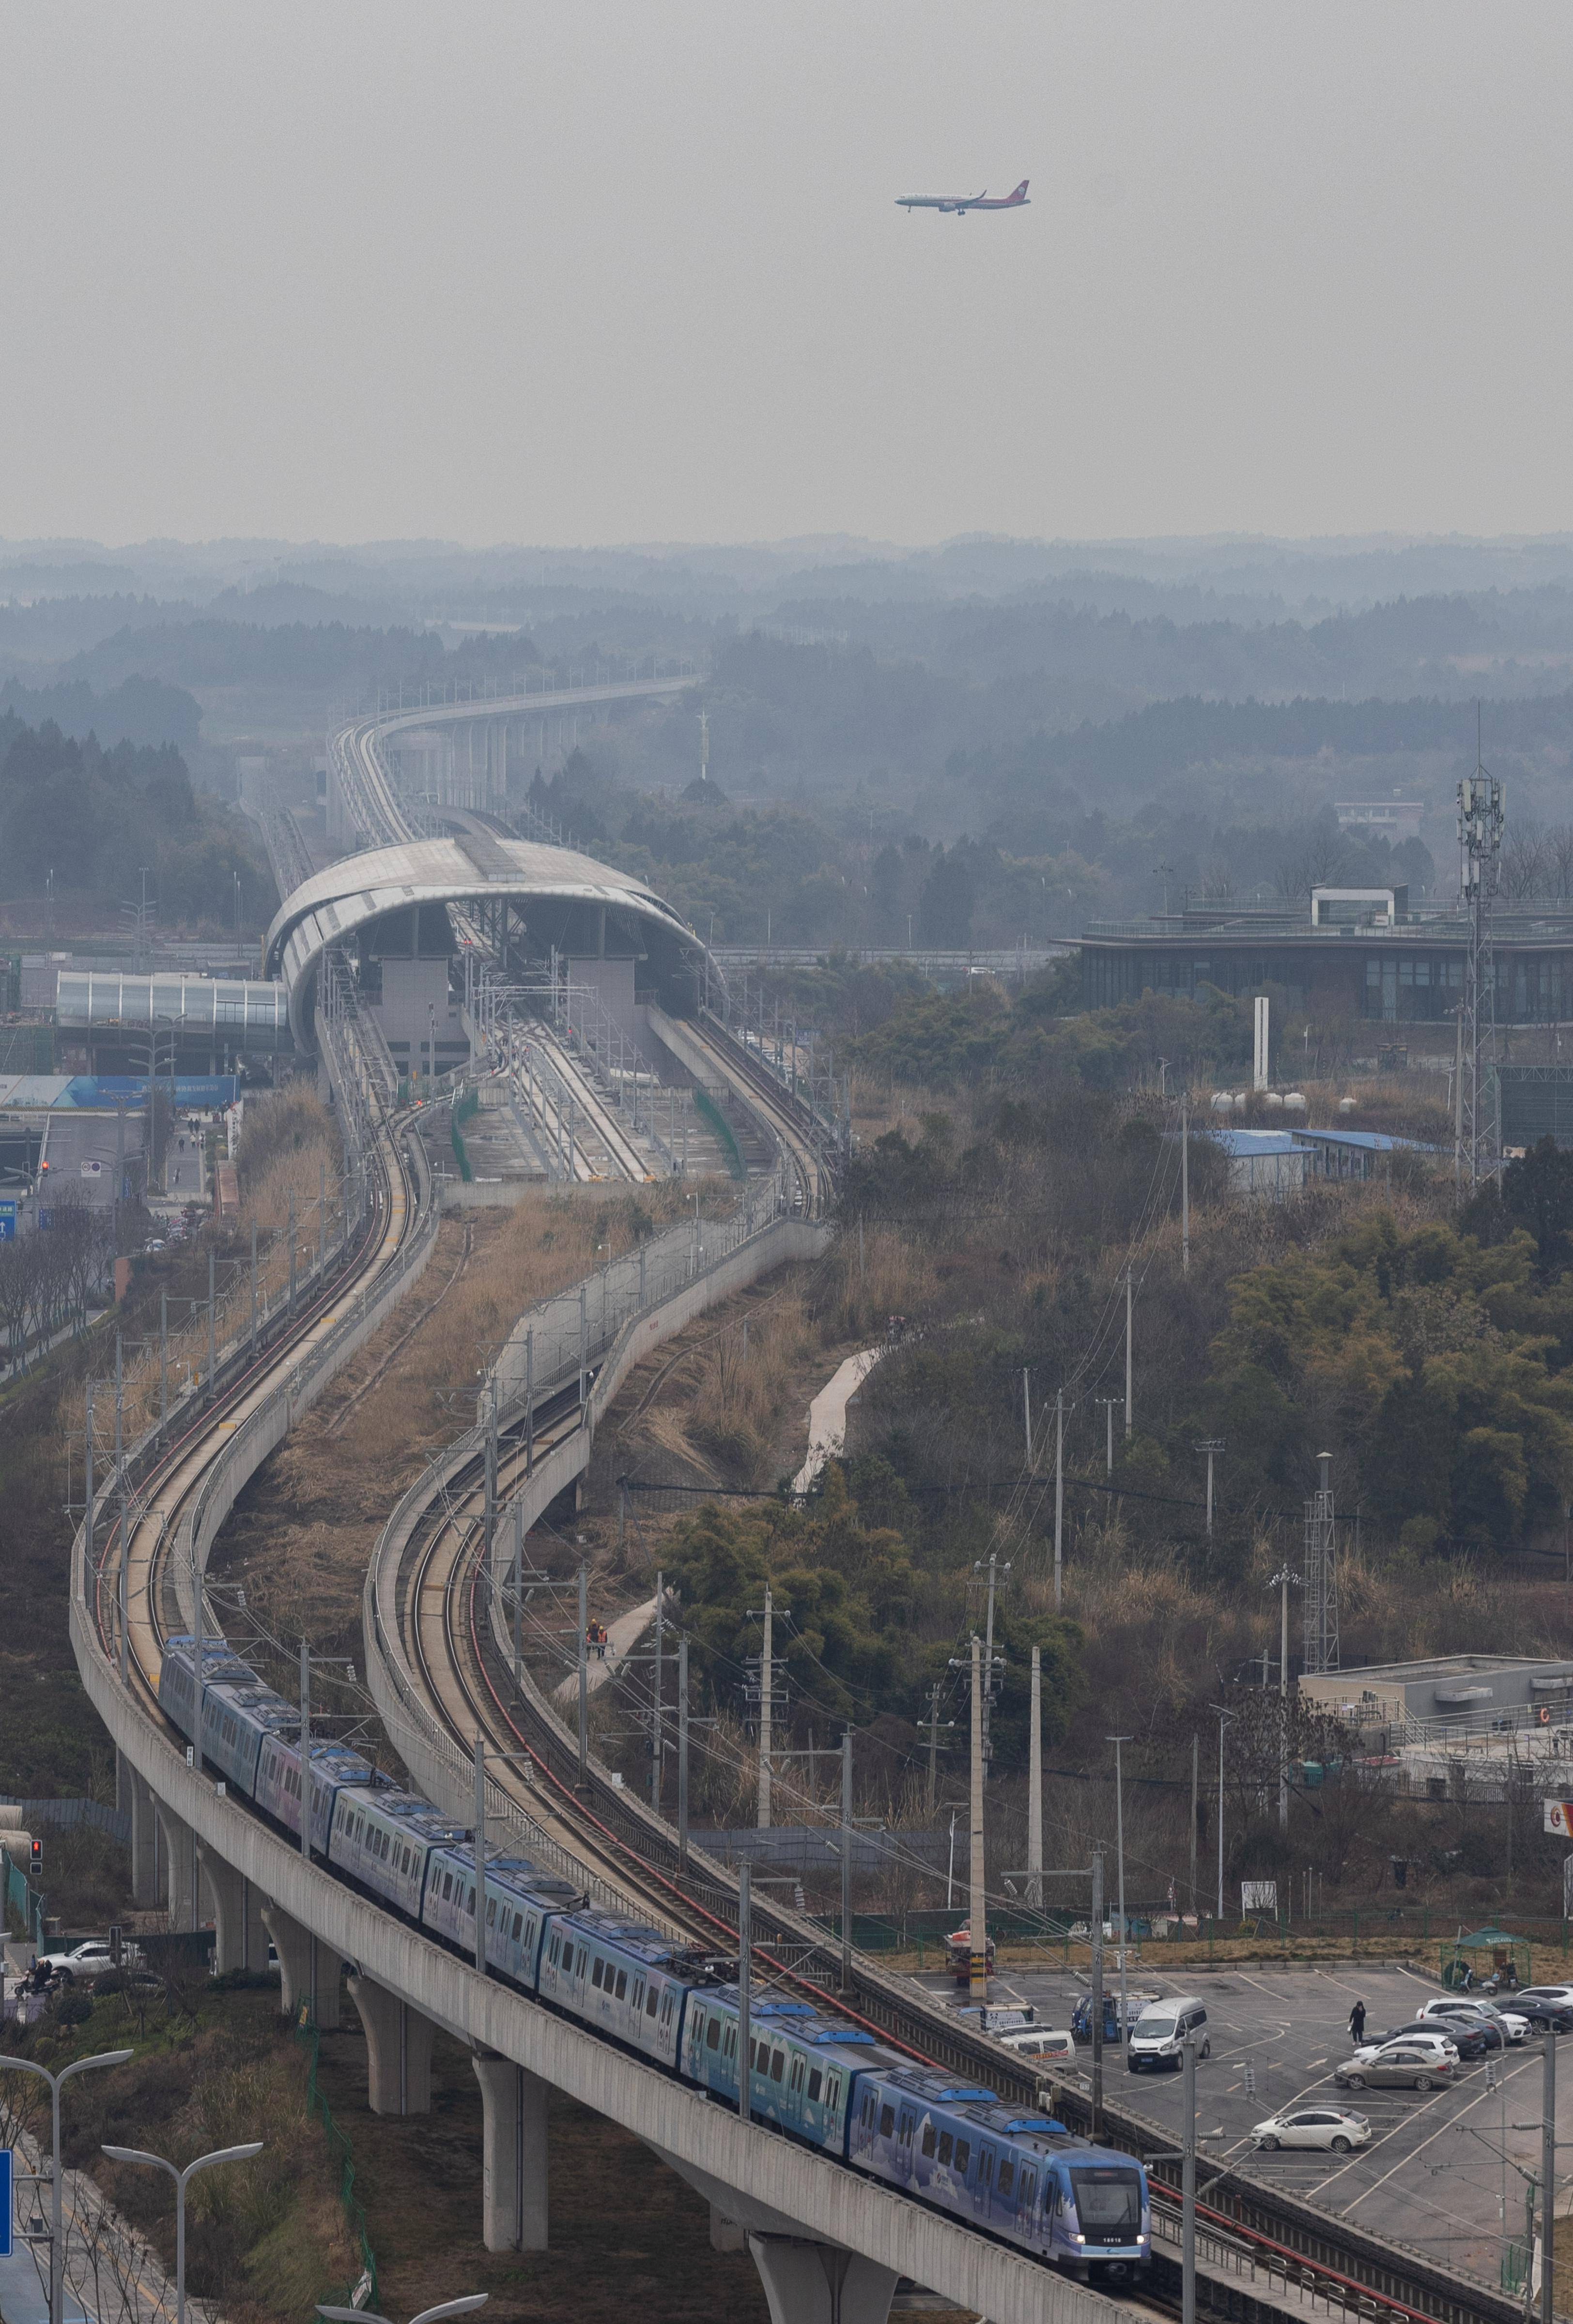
[553,1591,658,1703]
[791,1346,883,1496]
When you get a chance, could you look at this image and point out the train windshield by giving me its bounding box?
[1069,2167,1143,2230]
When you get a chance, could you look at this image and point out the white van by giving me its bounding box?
[1127,1994,1211,2073]
[995,2026,1078,2069]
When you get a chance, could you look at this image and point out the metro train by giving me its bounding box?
[159,1634,1150,2281]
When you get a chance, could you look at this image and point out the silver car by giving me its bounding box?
[1336,2042,1460,2092]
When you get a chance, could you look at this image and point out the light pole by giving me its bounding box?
[321,2301,488,2324]
[103,2141,262,2324]
[1212,1707,1234,1922]
[1108,1734,1132,2052]
[4,2048,133,2324]
[1193,1439,1224,1538]
[1268,1566,1301,1832]
[1096,1396,1123,1476]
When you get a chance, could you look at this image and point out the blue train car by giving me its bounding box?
[537,1906,713,2068]
[421,1846,580,1985]
[847,2065,1149,2281]
[682,1990,875,2149]
[256,1733,382,1854]
[159,1636,254,1754]
[200,1674,296,1800]
[329,1788,467,1921]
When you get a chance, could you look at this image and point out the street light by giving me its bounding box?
[1108,1734,1133,2050]
[320,2300,488,2324]
[101,2140,263,2324]
[0,2049,134,2324]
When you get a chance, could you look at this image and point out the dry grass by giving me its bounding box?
[815,1222,940,1345]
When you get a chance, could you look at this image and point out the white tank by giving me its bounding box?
[1282,1092,1308,1113]
[1339,1096,1357,1114]
[1264,1091,1284,1110]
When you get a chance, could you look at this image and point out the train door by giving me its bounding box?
[974,2143,997,2219]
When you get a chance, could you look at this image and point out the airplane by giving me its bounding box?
[895,180,1029,215]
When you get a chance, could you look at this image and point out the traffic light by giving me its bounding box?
[29,1837,42,1874]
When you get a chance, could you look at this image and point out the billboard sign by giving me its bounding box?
[1542,1801,1573,1835]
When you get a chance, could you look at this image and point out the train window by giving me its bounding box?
[631,1979,645,2011]
[771,2050,785,2083]
[592,1959,605,1988]
[466,1887,475,1912]
[954,2141,971,2176]
[487,1898,497,1926]
[512,1912,524,1942]
[615,1969,628,2000]
[661,1990,674,2026]
[808,2069,823,2103]
[576,1948,588,1977]
[997,2158,1014,2199]
[826,2077,840,2111]
[706,2018,721,2050]
[442,1873,453,1900]
[937,2133,954,2166]
[879,2105,895,2139]
[978,2149,994,2192]
[646,1986,660,2018]
[724,2027,736,2057]
[789,2058,804,2094]
[921,2124,936,2159]
[1018,2168,1035,2210]
[898,2110,915,2146]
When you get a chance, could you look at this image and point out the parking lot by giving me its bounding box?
[913,1961,1561,2288]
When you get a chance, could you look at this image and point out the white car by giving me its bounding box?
[1416,1996,1527,2045]
[995,2027,1078,2069]
[33,1940,120,1983]
[1352,2026,1458,2066]
[1254,2107,1372,2154]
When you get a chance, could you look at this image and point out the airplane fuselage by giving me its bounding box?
[896,181,1029,215]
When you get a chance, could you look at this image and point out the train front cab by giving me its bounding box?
[1041,2150,1150,2283]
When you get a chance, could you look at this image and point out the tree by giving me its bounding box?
[1502,1135,1573,1280]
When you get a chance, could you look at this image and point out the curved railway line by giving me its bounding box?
[72,810,1515,2324]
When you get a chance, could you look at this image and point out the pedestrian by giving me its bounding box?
[1348,1999,1366,2045]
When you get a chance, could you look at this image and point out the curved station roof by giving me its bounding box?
[264,832,703,1047]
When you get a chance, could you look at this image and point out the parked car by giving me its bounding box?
[1513,1988,1573,2033]
[995,2026,1079,2069]
[1127,1996,1212,2073]
[1253,2107,1372,2153]
[1071,1989,1159,2045]
[1415,1997,1523,2049]
[1337,2043,1460,2092]
[1355,2020,1476,2062]
[32,1938,137,1984]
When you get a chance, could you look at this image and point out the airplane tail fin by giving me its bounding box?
[1009,179,1030,202]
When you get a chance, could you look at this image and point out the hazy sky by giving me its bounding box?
[4,2,1572,550]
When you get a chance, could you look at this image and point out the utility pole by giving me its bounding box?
[975,1554,1008,1774]
[757,1582,773,1829]
[1028,1646,1043,1907]
[1189,1733,1200,1913]
[512,1500,524,1679]
[483,1391,497,1562]
[160,1288,168,1425]
[84,1385,94,1593]
[299,1640,312,1863]
[1110,1735,1132,2051]
[1215,1709,1230,1921]
[115,1336,127,1686]
[576,1564,589,1788]
[651,1571,664,1813]
[249,1219,257,1350]
[1181,1090,1190,1275]
[678,1637,690,1869]
[738,1861,752,2129]
[840,1728,854,1994]
[1091,1848,1105,2138]
[1182,2037,1198,2324]
[473,1735,487,1976]
[969,1634,987,1998]
[207,1247,215,1395]
[288,1189,296,1313]
[1195,1440,1224,1538]
[924,1681,943,1812]
[1022,1367,1033,1464]
[1125,1265,1134,1437]
[1096,1396,1122,1475]
[1054,1388,1064,1610]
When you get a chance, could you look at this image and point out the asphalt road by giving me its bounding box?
[164,1128,204,1200]
[913,1961,1563,2290]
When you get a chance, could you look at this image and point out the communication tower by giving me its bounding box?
[1302,1451,1339,1675]
[1457,710,1504,1190]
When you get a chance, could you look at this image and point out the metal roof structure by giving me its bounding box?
[263,833,703,1048]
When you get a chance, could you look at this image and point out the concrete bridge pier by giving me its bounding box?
[196,1843,268,1973]
[471,2053,549,2251]
[745,2236,899,2324]
[709,2208,746,2252]
[347,1972,434,2113]
[153,1798,198,1931]
[119,1754,159,1906]
[261,1902,342,2027]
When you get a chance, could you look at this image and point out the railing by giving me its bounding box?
[483,1176,789,1415]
